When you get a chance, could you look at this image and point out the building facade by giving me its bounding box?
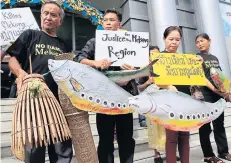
[1,0,231,98]
[33,0,231,76]
[120,0,231,77]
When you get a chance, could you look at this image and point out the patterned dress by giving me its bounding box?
[146,117,166,151]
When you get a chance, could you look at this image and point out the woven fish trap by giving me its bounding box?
[56,53,98,163]
[11,74,72,160]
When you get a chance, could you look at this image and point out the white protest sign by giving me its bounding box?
[0,7,40,51]
[95,30,149,67]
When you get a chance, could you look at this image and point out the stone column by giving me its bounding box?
[193,0,231,77]
[147,0,182,52]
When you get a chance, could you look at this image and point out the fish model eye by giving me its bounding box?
[123,104,127,108]
[192,114,196,120]
[103,101,108,106]
[179,114,184,120]
[215,109,218,113]
[96,99,101,104]
[117,103,121,108]
[210,111,214,115]
[202,113,205,119]
[80,93,85,98]
[197,114,201,119]
[88,96,93,101]
[111,102,115,107]
[207,112,210,117]
[186,115,191,120]
[169,112,175,119]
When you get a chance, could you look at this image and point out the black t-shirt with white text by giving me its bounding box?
[7,29,69,96]
[197,53,221,101]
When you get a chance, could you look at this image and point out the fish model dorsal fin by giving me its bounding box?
[141,84,160,95]
[145,59,160,77]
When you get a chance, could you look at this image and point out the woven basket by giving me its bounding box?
[11,74,72,161]
[14,146,24,161]
[56,53,98,163]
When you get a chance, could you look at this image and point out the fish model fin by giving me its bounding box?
[70,77,84,92]
[141,84,160,95]
[148,59,160,77]
[214,98,226,109]
[150,71,160,77]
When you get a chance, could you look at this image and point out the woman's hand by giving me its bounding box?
[214,89,231,102]
[120,64,135,70]
[196,55,204,63]
[167,85,178,92]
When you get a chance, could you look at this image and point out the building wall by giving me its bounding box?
[120,0,150,32]
[85,0,121,11]
[219,1,231,71]
[120,0,230,56]
[120,0,198,53]
[176,0,197,53]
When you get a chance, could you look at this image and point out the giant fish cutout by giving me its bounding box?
[48,59,133,115]
[48,60,227,131]
[128,85,226,131]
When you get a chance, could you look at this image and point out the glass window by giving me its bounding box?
[56,15,73,50]
[220,0,231,4]
[74,16,97,51]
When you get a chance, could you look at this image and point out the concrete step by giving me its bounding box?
[2,123,231,159]
[1,109,230,151]
[2,113,230,142]
[3,102,230,122]
[1,98,231,160]
[2,110,230,133]
[2,127,231,163]
[0,126,148,158]
[0,98,16,113]
[2,115,231,147]
[0,98,17,105]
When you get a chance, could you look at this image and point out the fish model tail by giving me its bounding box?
[147,59,160,77]
[215,98,227,109]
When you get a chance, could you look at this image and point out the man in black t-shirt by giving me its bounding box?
[74,9,137,163]
[7,2,73,163]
